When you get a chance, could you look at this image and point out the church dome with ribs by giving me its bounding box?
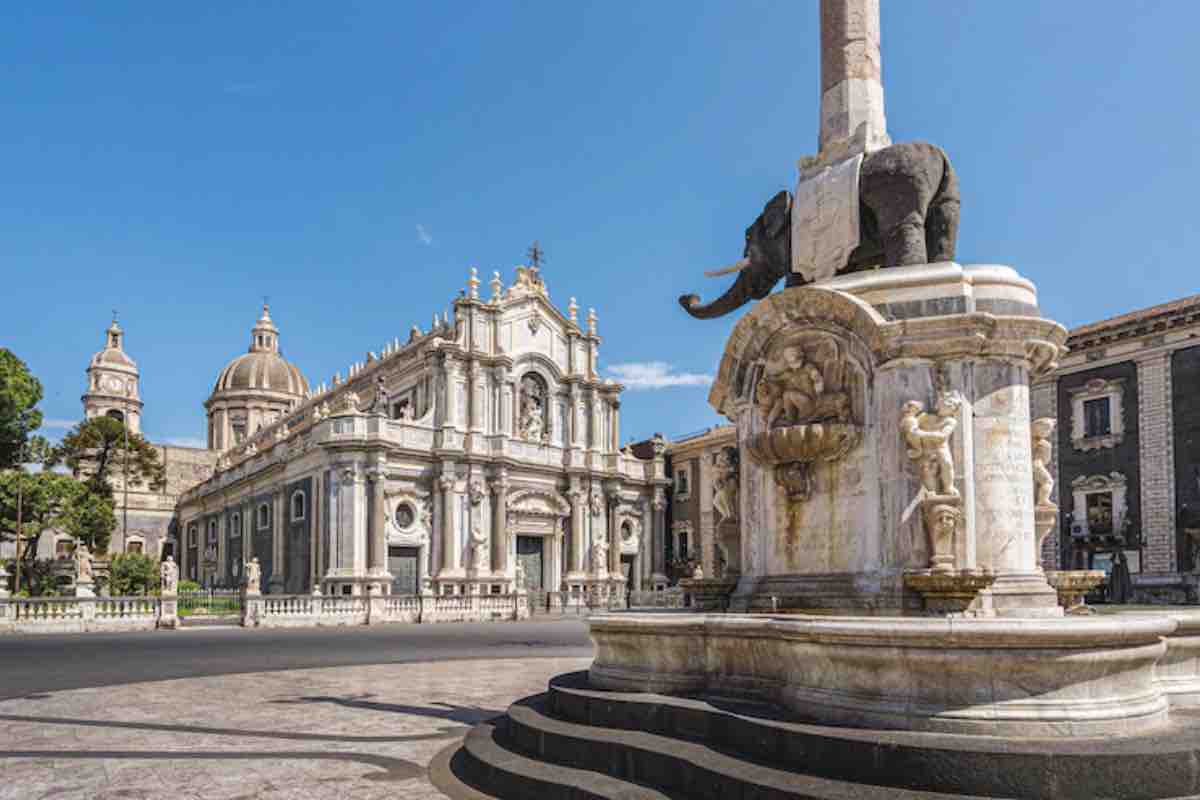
[205,305,308,451]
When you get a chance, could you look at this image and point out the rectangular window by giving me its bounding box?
[127,541,143,554]
[1086,492,1114,535]
[1083,397,1111,437]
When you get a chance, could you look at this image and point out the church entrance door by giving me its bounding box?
[516,536,544,591]
[389,546,419,595]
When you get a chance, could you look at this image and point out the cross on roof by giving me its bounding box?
[526,241,545,270]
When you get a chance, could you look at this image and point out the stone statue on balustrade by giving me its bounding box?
[75,543,94,582]
[591,536,609,575]
[160,556,179,595]
[244,557,262,595]
[470,518,490,572]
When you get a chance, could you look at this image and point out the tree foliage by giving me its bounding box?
[0,349,47,471]
[108,551,159,596]
[0,470,79,552]
[47,416,165,499]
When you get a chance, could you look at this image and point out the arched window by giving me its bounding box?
[291,490,306,521]
[126,538,144,554]
[106,409,124,423]
[257,503,270,529]
[230,513,241,537]
[394,501,416,530]
[207,520,217,542]
[188,525,198,547]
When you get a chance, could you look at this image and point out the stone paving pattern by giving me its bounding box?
[0,656,590,799]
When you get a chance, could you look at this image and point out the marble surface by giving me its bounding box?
[0,655,590,800]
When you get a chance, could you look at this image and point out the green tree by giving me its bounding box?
[0,470,80,593]
[47,416,165,499]
[108,551,159,596]
[60,489,116,553]
[0,349,47,471]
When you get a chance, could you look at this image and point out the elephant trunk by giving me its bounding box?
[678,266,759,319]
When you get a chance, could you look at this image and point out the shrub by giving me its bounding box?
[107,552,159,596]
[178,579,202,594]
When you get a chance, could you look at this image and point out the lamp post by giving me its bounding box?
[122,396,129,552]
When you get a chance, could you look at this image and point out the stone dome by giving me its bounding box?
[213,351,308,395]
[209,305,308,398]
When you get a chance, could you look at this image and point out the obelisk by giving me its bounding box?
[813,0,890,167]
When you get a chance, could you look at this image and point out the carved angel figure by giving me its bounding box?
[589,491,605,518]
[1031,417,1056,507]
[160,556,179,594]
[900,393,961,497]
[756,341,850,428]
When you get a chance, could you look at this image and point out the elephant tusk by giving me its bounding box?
[704,258,751,278]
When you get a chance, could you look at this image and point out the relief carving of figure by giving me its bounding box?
[589,491,604,518]
[591,535,608,573]
[712,446,740,523]
[756,339,851,429]
[1031,417,1056,507]
[244,557,262,594]
[518,375,547,442]
[900,393,961,497]
[160,556,179,594]
[75,543,93,582]
[340,391,361,413]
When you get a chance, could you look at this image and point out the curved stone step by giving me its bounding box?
[456,718,670,800]
[547,671,1200,800]
[506,694,990,800]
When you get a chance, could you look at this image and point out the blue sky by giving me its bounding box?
[4,2,1198,448]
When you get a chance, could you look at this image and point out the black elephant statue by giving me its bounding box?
[679,141,960,319]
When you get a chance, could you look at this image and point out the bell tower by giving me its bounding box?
[82,315,143,434]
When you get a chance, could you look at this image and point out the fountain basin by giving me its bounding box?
[745,422,862,466]
[589,612,1182,737]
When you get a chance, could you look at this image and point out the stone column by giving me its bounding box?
[216,512,227,585]
[367,467,389,584]
[1137,352,1176,574]
[269,489,285,593]
[490,471,510,575]
[651,489,668,586]
[439,472,461,575]
[606,486,621,576]
[469,361,485,436]
[311,476,322,591]
[567,487,584,578]
[611,400,621,453]
[818,0,889,158]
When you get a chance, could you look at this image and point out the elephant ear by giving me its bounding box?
[761,190,792,239]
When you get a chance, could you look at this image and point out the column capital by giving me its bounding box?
[437,474,457,492]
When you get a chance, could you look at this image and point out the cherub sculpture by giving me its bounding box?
[900,393,961,497]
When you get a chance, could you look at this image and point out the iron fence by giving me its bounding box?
[178,589,242,618]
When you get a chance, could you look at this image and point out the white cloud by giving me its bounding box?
[416,224,433,246]
[164,436,207,449]
[605,362,713,390]
[39,418,77,431]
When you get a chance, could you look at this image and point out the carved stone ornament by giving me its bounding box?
[528,314,542,335]
[244,557,262,595]
[517,374,548,443]
[507,489,571,519]
[75,544,94,582]
[159,556,179,594]
[591,536,608,574]
[1031,417,1057,508]
[340,391,361,413]
[900,391,964,574]
[507,265,547,299]
[747,334,864,531]
[470,515,489,572]
[589,491,604,518]
[468,480,486,506]
[712,446,740,524]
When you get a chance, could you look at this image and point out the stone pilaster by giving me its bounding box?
[469,361,485,435]
[651,489,668,587]
[269,489,285,593]
[1030,379,1060,569]
[1137,352,1177,574]
[606,485,621,576]
[216,512,226,585]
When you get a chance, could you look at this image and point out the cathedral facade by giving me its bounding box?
[168,266,668,599]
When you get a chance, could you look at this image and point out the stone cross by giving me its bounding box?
[817,0,890,161]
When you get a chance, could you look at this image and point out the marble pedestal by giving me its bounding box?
[712,262,1067,617]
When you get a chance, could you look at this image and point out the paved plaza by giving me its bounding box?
[0,621,593,799]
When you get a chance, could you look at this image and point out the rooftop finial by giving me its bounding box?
[490,270,502,303]
[568,297,578,325]
[468,266,481,300]
[587,307,597,336]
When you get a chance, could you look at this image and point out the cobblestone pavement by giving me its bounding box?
[0,656,591,800]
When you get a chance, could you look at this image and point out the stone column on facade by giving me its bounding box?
[1137,351,1177,575]
[438,471,461,576]
[468,361,485,436]
[588,390,601,452]
[606,484,621,577]
[367,466,389,589]
[311,476,322,592]
[567,485,585,578]
[216,512,227,585]
[494,366,511,437]
[651,489,668,587]
[269,489,285,594]
[490,470,510,576]
[611,400,621,453]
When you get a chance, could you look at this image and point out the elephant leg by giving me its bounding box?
[926,157,960,263]
[873,206,928,267]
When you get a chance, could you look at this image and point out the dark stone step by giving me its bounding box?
[456,718,670,800]
[506,694,987,800]
[548,671,1200,800]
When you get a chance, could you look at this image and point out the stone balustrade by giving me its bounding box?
[242,591,531,628]
[0,595,177,634]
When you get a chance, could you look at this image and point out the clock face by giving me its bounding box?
[103,375,125,394]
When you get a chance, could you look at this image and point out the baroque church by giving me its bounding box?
[78,265,669,600]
